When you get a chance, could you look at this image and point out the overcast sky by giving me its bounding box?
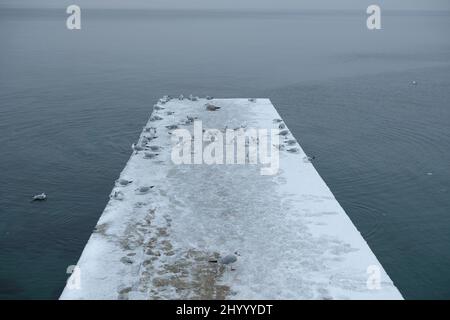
[2,0,449,10]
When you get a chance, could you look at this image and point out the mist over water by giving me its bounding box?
[0,8,449,299]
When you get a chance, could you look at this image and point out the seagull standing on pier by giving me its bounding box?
[209,252,240,271]
[131,143,145,154]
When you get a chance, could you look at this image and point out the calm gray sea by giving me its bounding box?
[0,8,449,299]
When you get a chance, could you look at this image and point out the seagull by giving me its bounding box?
[111,191,124,201]
[136,186,154,194]
[286,147,300,154]
[144,152,159,159]
[149,145,161,152]
[144,127,156,133]
[145,128,157,140]
[412,80,418,85]
[209,252,240,271]
[117,179,132,186]
[132,143,144,153]
[206,103,221,111]
[166,124,178,130]
[180,116,196,125]
[150,115,163,121]
[186,115,196,123]
[32,193,47,201]
[285,139,297,146]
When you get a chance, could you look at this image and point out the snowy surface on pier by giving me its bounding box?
[60,98,402,300]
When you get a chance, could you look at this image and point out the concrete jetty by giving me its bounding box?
[60,98,402,300]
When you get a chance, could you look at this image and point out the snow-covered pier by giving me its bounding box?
[60,98,402,300]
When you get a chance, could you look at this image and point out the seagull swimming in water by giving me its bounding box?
[32,193,47,201]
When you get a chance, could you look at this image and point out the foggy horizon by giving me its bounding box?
[2,0,450,11]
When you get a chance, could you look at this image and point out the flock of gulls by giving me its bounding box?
[76,94,246,271]
[30,94,318,271]
[112,94,257,270]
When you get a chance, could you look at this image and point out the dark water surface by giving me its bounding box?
[0,8,449,299]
